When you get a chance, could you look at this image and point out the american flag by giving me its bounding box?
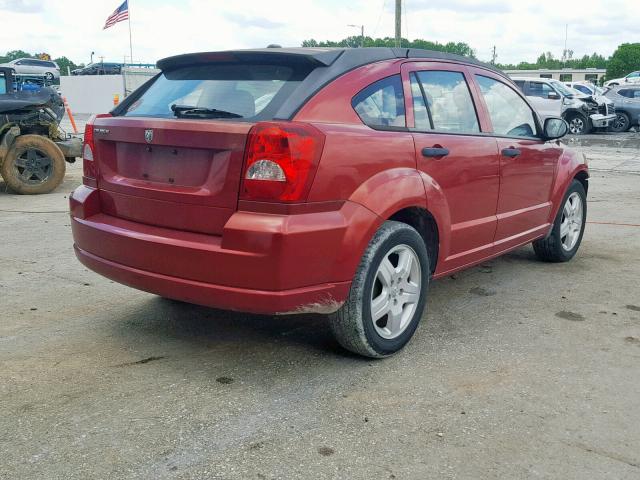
[103,1,129,30]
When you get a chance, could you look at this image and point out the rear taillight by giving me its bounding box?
[240,122,325,202]
[82,113,111,187]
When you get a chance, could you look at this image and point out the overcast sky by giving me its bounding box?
[0,0,637,66]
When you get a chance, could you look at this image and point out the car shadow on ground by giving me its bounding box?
[105,246,545,366]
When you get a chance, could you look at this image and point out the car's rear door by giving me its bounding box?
[470,70,561,252]
[402,62,500,272]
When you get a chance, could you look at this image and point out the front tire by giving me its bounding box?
[328,221,430,358]
[533,180,587,262]
[565,112,591,135]
[610,112,630,132]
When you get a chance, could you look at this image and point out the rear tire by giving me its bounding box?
[328,221,430,358]
[0,135,66,194]
[533,180,587,262]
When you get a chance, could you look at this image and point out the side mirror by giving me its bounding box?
[543,117,568,140]
[548,91,561,100]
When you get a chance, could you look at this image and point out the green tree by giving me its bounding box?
[606,43,640,79]
[53,56,81,75]
[302,36,475,57]
[0,49,35,63]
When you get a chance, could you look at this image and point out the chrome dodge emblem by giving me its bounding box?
[144,129,153,143]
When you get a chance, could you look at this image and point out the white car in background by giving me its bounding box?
[0,58,60,80]
[565,81,605,96]
[510,76,615,134]
[604,71,640,88]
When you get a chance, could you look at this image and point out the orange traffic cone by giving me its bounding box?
[62,97,78,134]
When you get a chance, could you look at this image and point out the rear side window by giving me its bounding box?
[476,75,537,138]
[352,75,406,129]
[411,70,480,134]
[122,63,310,121]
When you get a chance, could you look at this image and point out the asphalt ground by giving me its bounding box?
[1,130,639,479]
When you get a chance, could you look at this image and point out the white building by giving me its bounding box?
[503,68,606,83]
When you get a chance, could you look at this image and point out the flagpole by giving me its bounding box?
[127,0,133,66]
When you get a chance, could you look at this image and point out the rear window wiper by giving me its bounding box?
[170,104,243,119]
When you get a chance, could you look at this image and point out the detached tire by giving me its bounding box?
[533,180,587,262]
[1,135,66,194]
[328,221,430,358]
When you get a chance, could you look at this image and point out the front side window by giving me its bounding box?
[411,70,479,133]
[627,72,640,79]
[527,81,555,98]
[476,75,537,138]
[352,75,406,128]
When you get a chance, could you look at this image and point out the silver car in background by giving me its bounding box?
[604,85,640,132]
[0,58,60,80]
[511,76,615,134]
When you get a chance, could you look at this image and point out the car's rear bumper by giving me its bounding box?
[74,245,350,314]
[70,186,379,314]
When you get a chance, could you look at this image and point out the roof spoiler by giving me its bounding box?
[157,48,345,71]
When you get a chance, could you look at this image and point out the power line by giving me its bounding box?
[371,0,386,38]
[403,0,409,42]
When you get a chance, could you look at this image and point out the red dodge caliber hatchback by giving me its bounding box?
[70,48,588,357]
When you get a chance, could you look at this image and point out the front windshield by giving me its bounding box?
[550,80,575,96]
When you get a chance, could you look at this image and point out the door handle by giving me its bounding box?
[421,147,450,158]
[501,148,521,158]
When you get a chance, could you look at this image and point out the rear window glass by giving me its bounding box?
[122,64,309,121]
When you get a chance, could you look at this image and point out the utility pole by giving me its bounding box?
[395,0,402,48]
[491,46,497,65]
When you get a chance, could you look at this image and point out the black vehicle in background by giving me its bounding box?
[0,67,81,194]
[71,62,122,76]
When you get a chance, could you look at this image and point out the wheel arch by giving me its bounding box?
[388,206,439,274]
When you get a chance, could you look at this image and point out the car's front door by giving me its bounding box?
[525,80,562,120]
[471,71,562,253]
[403,63,500,273]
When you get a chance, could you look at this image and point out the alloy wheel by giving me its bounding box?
[370,244,422,339]
[568,117,585,134]
[560,192,583,251]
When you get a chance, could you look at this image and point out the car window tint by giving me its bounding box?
[352,75,406,128]
[0,72,6,94]
[513,80,525,91]
[575,85,591,95]
[527,81,554,98]
[413,70,479,133]
[628,72,640,78]
[618,89,632,98]
[476,75,537,138]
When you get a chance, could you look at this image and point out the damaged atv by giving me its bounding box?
[0,67,81,194]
